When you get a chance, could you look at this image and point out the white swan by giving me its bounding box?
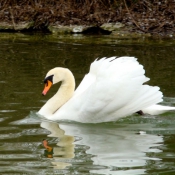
[38,56,175,123]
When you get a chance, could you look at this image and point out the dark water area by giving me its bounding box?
[0,33,175,174]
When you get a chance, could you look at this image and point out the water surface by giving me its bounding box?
[0,33,175,174]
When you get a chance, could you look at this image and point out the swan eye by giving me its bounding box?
[43,75,54,85]
[44,79,48,85]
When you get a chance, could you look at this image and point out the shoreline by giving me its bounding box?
[0,21,174,39]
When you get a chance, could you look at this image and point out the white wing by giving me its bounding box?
[53,56,163,123]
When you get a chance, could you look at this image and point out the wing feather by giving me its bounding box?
[53,56,163,123]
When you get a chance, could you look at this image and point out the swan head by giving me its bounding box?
[42,68,64,96]
[42,67,74,96]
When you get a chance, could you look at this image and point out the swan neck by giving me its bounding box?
[61,69,75,87]
[39,68,75,116]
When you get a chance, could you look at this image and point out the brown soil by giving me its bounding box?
[0,0,175,35]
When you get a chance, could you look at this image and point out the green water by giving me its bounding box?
[0,33,175,175]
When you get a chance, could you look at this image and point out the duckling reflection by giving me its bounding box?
[41,121,75,169]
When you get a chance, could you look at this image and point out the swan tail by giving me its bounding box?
[142,104,175,115]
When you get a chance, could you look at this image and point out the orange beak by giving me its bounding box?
[42,80,52,95]
[42,139,48,148]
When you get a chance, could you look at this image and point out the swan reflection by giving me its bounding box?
[41,121,163,174]
[42,139,54,158]
[41,121,74,169]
